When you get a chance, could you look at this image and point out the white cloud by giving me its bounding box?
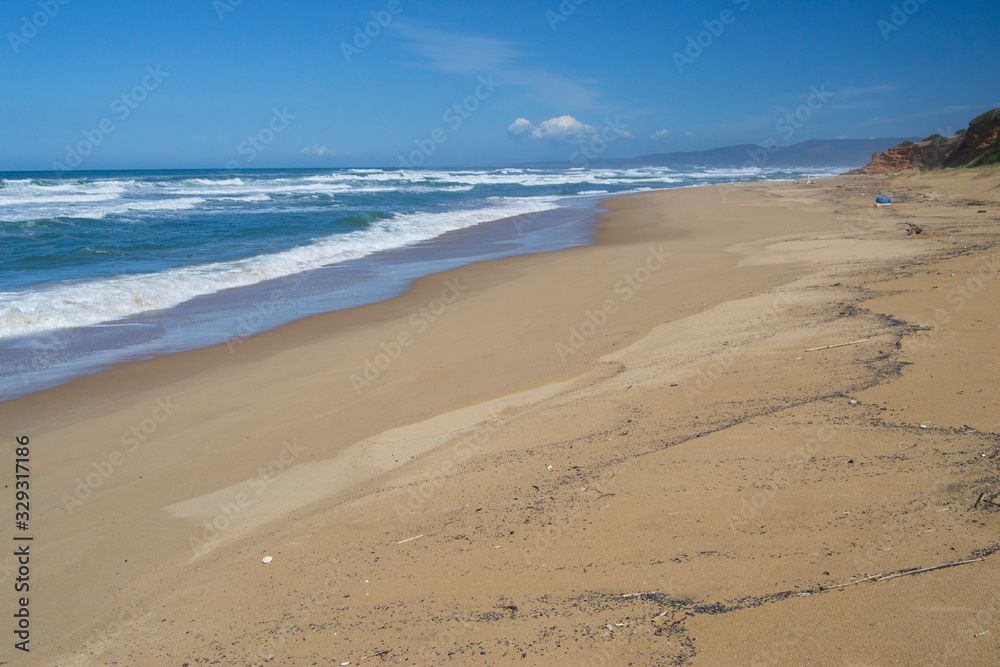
[537,116,597,141]
[300,146,337,157]
[684,131,694,137]
[829,84,901,111]
[507,115,599,143]
[507,118,535,140]
[651,129,670,141]
[838,84,900,98]
[394,21,520,74]
[394,22,603,111]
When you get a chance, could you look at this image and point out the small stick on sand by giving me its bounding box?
[362,648,393,661]
[823,556,991,590]
[622,591,658,599]
[822,573,884,590]
[876,557,989,581]
[396,535,423,544]
[805,339,870,352]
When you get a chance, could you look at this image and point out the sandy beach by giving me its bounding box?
[3,169,999,665]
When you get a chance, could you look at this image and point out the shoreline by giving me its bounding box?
[2,180,817,432]
[0,169,837,404]
[0,195,603,402]
[4,171,999,664]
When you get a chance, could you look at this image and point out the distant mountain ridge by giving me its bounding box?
[524,138,914,170]
[851,107,1000,174]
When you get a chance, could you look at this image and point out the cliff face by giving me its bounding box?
[945,107,1000,167]
[851,107,1000,175]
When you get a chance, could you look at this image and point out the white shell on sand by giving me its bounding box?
[262,556,273,564]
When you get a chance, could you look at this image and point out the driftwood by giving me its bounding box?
[805,339,870,352]
[821,573,884,590]
[362,648,393,661]
[615,554,994,631]
[622,591,666,602]
[876,557,989,581]
[822,555,991,591]
[973,492,998,509]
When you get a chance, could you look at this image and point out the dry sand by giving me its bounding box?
[2,169,999,665]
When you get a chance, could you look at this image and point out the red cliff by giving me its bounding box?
[851,107,999,175]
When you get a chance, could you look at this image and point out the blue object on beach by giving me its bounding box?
[876,196,892,204]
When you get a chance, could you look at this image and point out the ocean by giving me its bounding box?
[0,165,845,399]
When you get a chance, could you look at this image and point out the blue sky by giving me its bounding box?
[2,0,997,171]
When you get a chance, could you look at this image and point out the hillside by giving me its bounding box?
[851,106,1000,174]
[523,138,913,170]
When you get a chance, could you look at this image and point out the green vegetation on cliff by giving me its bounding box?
[974,139,1000,167]
[971,108,999,125]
